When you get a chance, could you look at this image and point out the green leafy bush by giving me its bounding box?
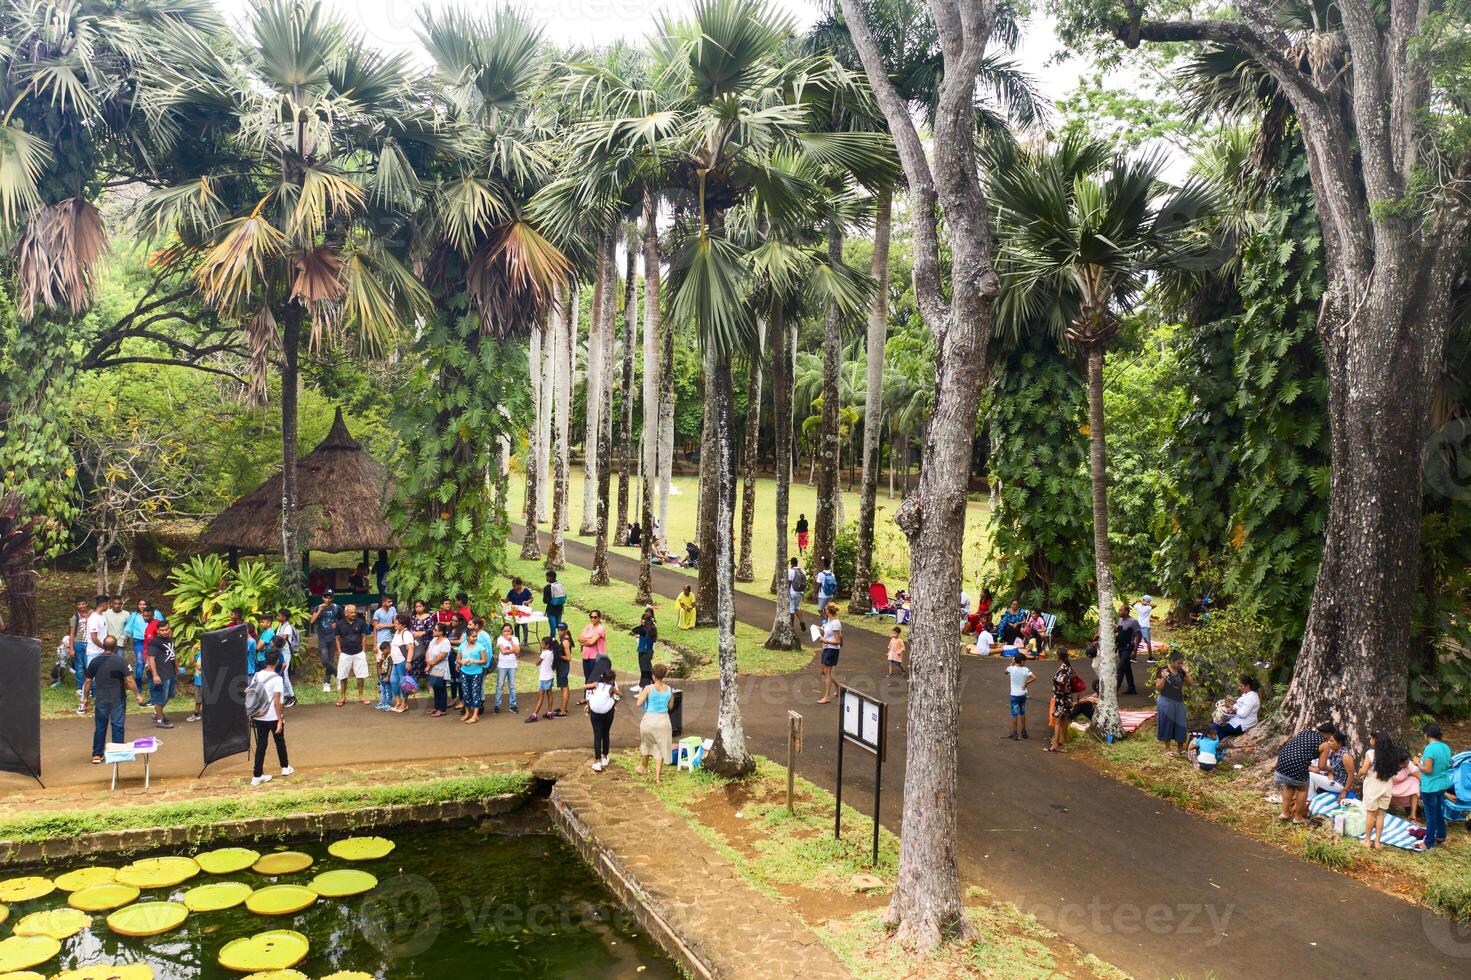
[1167,606,1269,725]
[165,554,303,656]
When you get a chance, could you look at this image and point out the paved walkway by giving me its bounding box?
[541,750,850,979]
[10,529,1470,978]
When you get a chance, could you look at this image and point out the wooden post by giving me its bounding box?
[787,710,803,815]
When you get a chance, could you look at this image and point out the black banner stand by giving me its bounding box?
[0,635,43,786]
[834,684,886,866]
[198,624,250,774]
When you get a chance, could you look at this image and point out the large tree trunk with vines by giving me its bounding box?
[812,223,843,592]
[637,194,661,605]
[520,318,544,560]
[765,301,799,648]
[547,289,572,571]
[702,343,755,777]
[695,380,719,624]
[592,234,617,585]
[736,346,762,582]
[1085,346,1120,738]
[279,305,302,590]
[616,236,637,545]
[657,319,675,536]
[538,299,554,524]
[850,188,892,613]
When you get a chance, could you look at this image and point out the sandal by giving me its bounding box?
[336,700,347,707]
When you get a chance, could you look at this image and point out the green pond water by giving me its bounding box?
[7,826,679,978]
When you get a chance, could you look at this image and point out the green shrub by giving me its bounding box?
[1302,836,1355,871]
[165,554,305,657]
[1425,877,1471,922]
[1168,606,1270,725]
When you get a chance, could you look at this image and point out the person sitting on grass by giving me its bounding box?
[1004,652,1034,741]
[1275,723,1339,824]
[1213,676,1261,742]
[1188,731,1220,771]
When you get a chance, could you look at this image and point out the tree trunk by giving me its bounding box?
[736,345,762,582]
[580,251,606,537]
[813,225,843,589]
[637,193,661,605]
[538,303,554,523]
[520,319,544,560]
[765,300,799,648]
[657,317,675,534]
[592,233,617,584]
[1277,292,1425,738]
[279,305,302,588]
[547,288,572,571]
[703,343,756,777]
[695,377,719,624]
[1085,346,1121,738]
[850,189,892,613]
[616,234,637,545]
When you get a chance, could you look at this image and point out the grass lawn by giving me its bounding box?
[1076,735,1471,922]
[611,754,1126,979]
[506,469,994,598]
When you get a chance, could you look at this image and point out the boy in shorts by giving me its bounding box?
[528,636,557,722]
[1004,653,1034,740]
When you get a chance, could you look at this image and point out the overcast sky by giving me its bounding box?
[214,0,1090,106]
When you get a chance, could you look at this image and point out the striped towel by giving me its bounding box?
[1308,793,1425,851]
[1119,710,1157,734]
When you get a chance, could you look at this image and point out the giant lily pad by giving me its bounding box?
[236,972,308,980]
[54,867,117,892]
[245,885,317,917]
[11,907,90,940]
[250,853,313,877]
[52,965,155,980]
[0,935,60,972]
[307,869,377,898]
[68,883,141,912]
[105,901,188,937]
[181,881,253,912]
[217,930,309,973]
[0,971,42,980]
[320,973,375,980]
[194,847,260,875]
[326,837,394,861]
[115,857,199,890]
[0,877,54,903]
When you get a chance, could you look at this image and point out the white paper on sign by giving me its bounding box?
[842,692,861,738]
[862,701,881,747]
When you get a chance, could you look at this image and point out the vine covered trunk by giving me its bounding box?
[591,233,616,585]
[580,249,606,537]
[616,238,637,545]
[637,196,661,605]
[737,347,762,582]
[547,289,572,571]
[812,222,843,590]
[278,305,302,589]
[520,318,544,560]
[850,188,892,613]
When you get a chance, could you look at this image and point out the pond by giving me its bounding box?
[0,826,679,978]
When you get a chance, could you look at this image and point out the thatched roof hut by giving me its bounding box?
[201,409,399,554]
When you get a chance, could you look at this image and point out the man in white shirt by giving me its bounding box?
[81,595,111,713]
[248,649,293,786]
[973,626,996,657]
[1132,595,1155,657]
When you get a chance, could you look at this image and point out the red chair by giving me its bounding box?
[866,583,894,617]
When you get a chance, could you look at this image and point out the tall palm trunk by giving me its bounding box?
[812,222,843,591]
[695,377,719,623]
[592,233,617,584]
[537,301,555,523]
[637,193,661,605]
[1085,345,1120,736]
[764,300,798,647]
[279,305,302,587]
[657,317,675,534]
[616,235,637,545]
[850,189,892,613]
[580,253,606,536]
[547,288,572,570]
[703,341,755,777]
[520,317,543,559]
[736,344,762,582]
[560,284,578,532]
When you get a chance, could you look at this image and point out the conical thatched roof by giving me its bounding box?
[201,409,400,553]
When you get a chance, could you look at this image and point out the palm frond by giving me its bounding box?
[0,124,50,228]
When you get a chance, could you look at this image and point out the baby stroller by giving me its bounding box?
[1443,751,1471,829]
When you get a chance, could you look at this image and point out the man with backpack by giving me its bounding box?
[246,648,292,786]
[787,557,807,634]
[816,557,838,611]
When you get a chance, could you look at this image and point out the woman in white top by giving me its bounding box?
[389,615,416,713]
[587,667,619,771]
[424,623,452,717]
[1213,675,1261,740]
[493,623,520,714]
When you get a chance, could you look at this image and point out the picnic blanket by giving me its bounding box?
[1308,793,1424,851]
[1119,710,1157,734]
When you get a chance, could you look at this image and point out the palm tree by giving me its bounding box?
[636,188,662,605]
[541,0,891,777]
[986,136,1218,738]
[135,0,443,585]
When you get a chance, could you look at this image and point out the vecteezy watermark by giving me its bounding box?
[1029,899,1235,945]
[360,874,441,959]
[1424,417,1471,501]
[1422,906,1471,959]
